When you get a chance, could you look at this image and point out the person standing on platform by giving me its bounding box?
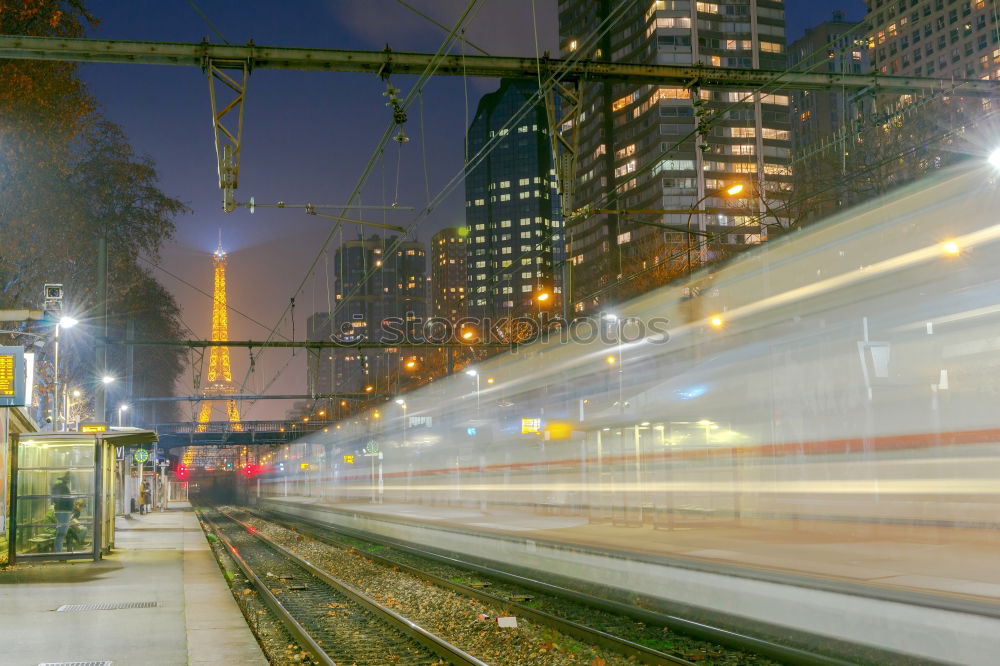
[139,481,149,515]
[51,472,73,552]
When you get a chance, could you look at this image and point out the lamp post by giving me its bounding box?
[603,314,624,413]
[118,403,129,427]
[53,316,79,431]
[686,184,744,273]
[64,388,82,431]
[465,369,480,412]
[395,399,407,447]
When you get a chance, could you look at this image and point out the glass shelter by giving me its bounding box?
[8,430,158,563]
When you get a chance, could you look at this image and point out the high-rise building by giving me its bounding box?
[431,227,468,323]
[558,1,791,313]
[465,79,563,320]
[788,0,996,213]
[788,12,868,223]
[866,0,995,80]
[309,235,427,398]
[789,12,866,158]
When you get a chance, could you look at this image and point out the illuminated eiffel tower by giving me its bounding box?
[196,237,242,431]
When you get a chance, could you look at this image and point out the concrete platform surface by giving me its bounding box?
[0,502,267,666]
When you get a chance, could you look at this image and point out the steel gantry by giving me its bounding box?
[3,35,999,216]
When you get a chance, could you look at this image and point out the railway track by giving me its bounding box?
[199,506,488,665]
[231,506,848,665]
[250,506,855,666]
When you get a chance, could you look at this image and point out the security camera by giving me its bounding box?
[44,284,63,301]
[43,283,64,314]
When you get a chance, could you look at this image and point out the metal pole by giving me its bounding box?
[53,323,61,431]
[95,234,107,424]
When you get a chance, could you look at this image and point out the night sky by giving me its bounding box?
[77,1,867,418]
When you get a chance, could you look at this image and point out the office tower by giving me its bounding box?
[310,235,427,397]
[465,79,563,320]
[789,12,868,223]
[431,227,468,323]
[558,0,790,313]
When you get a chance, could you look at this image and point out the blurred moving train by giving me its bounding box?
[264,160,1000,529]
[256,160,1000,662]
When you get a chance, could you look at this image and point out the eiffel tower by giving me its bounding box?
[196,237,242,431]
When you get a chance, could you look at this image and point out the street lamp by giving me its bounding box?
[686,183,744,273]
[465,369,480,411]
[53,315,79,431]
[989,147,1000,169]
[603,313,624,412]
[64,388,83,431]
[395,398,407,447]
[118,403,129,427]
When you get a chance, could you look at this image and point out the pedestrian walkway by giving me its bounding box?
[0,502,266,665]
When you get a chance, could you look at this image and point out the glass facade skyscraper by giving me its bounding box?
[465,79,563,319]
[559,0,790,313]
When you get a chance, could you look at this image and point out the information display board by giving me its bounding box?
[0,346,26,407]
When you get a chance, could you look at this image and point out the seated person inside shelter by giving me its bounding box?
[65,499,88,551]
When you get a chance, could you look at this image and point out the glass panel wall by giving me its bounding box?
[14,437,97,557]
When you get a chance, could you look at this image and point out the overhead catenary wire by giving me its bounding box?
[440,5,878,317]
[232,0,488,403]
[326,0,643,324]
[327,0,642,323]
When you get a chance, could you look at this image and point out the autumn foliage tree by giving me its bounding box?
[0,0,189,423]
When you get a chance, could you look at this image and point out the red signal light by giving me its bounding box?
[176,465,188,480]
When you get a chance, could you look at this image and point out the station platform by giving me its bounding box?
[0,502,266,666]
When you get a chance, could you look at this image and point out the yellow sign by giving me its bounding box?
[343,455,355,465]
[521,418,541,434]
[0,354,14,396]
[545,422,573,440]
[299,463,311,470]
[81,424,107,433]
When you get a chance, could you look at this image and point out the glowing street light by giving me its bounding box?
[102,375,115,385]
[989,147,1000,169]
[118,403,129,427]
[395,399,407,447]
[687,183,745,272]
[465,369,480,411]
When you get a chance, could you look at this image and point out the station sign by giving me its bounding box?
[0,346,26,407]
[81,423,107,433]
[521,418,541,434]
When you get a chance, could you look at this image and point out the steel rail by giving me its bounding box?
[250,508,697,666]
[1,35,998,95]
[199,510,336,666]
[264,507,855,666]
[220,509,489,666]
